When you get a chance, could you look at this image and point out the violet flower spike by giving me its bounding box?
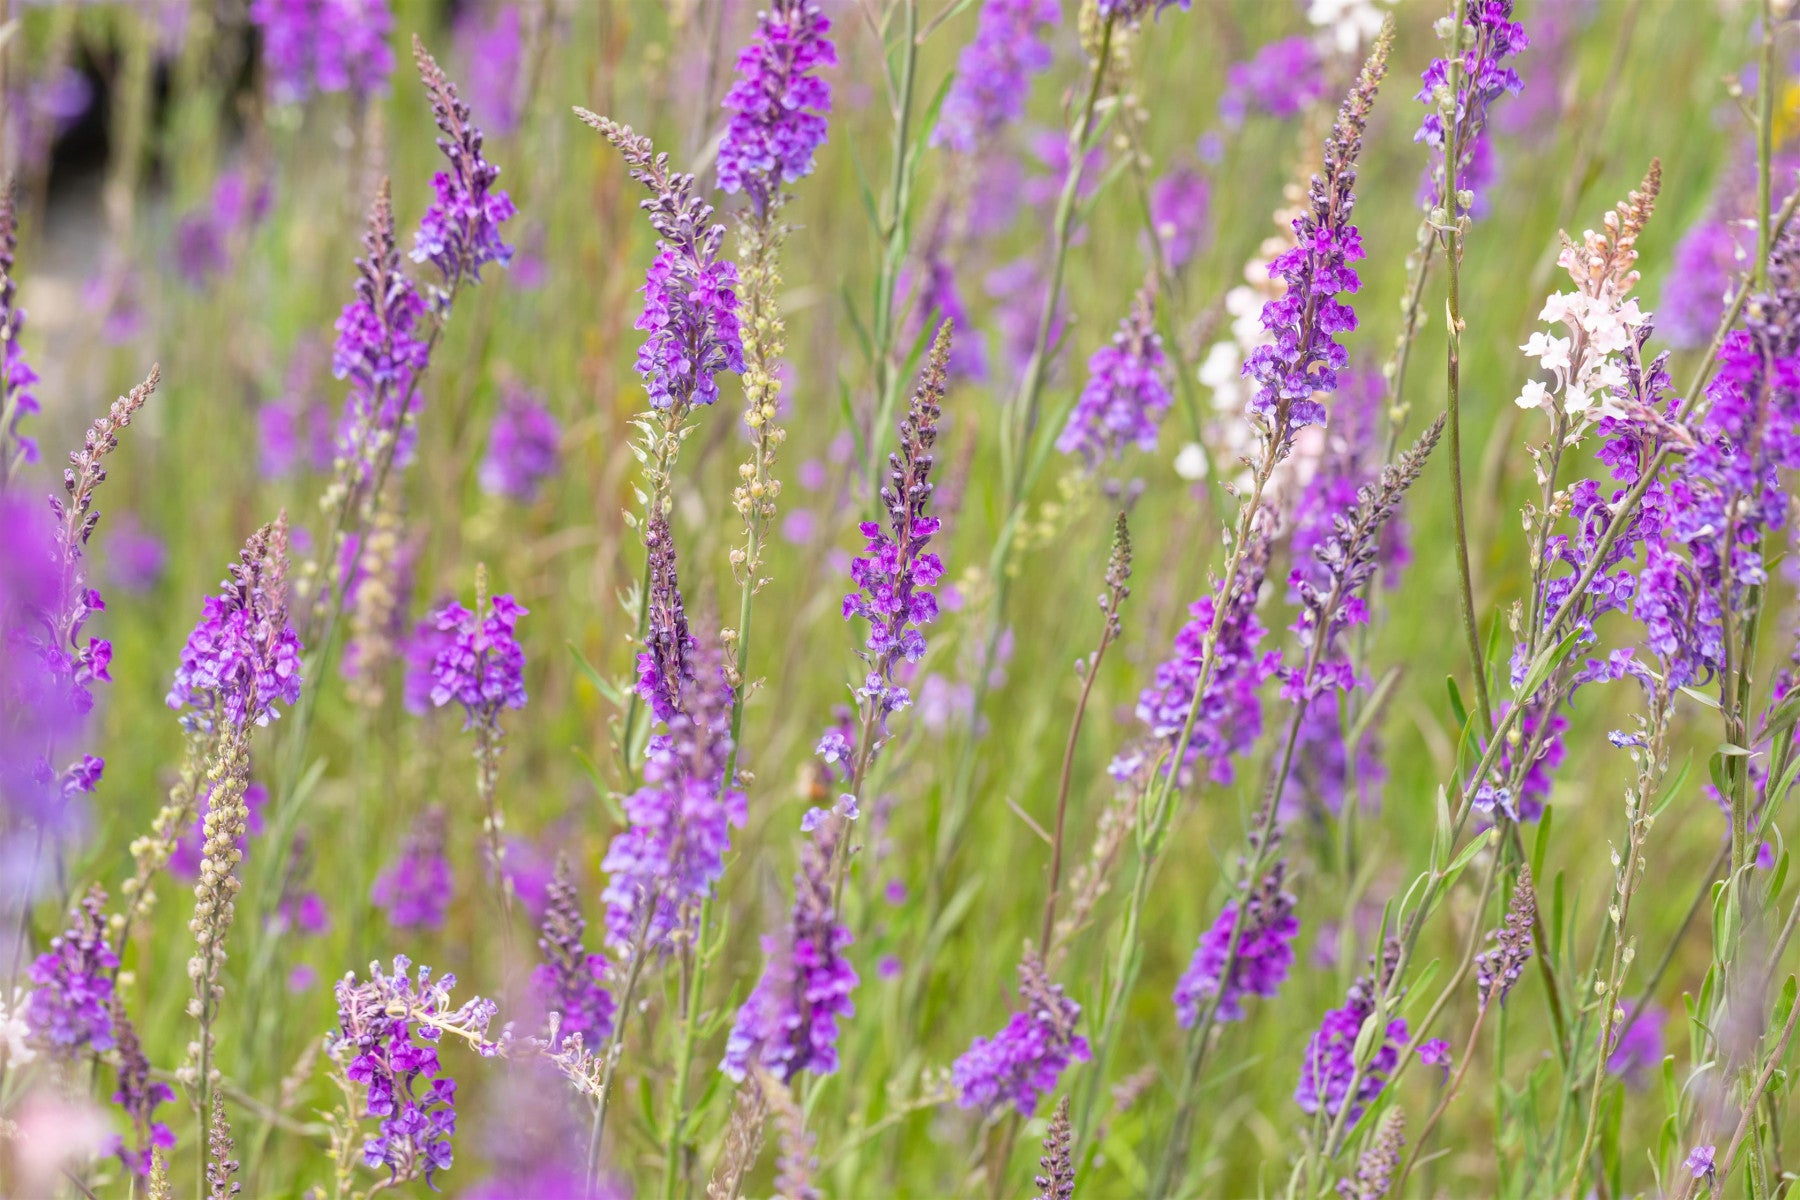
[1473,864,1536,1008]
[716,0,837,214]
[1173,860,1299,1026]
[23,884,117,1055]
[372,807,453,930]
[110,1007,177,1177]
[249,0,396,106]
[932,0,1060,155]
[1415,0,1527,215]
[1295,939,1407,1130]
[532,858,615,1048]
[426,591,528,731]
[951,953,1090,1118]
[332,181,430,484]
[411,38,517,293]
[636,513,695,726]
[0,184,41,474]
[1056,284,1173,467]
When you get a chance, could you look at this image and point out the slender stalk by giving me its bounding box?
[660,895,713,1200]
[862,0,920,504]
[587,913,654,1195]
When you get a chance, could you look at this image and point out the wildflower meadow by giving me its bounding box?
[5,0,1800,1196]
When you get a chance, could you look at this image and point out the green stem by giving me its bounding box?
[660,896,713,1200]
[863,0,920,506]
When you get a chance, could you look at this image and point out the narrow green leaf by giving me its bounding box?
[1445,675,1469,729]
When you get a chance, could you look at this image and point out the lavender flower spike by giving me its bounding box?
[717,0,836,213]
[332,181,430,484]
[1296,939,1407,1130]
[427,589,528,730]
[722,800,858,1083]
[0,184,42,474]
[167,514,303,735]
[532,858,615,1047]
[953,953,1090,1118]
[1057,283,1173,467]
[411,38,517,291]
[1242,22,1390,460]
[1415,0,1527,214]
[932,0,1059,154]
[844,323,950,744]
[1337,1107,1405,1200]
[636,513,695,726]
[574,111,745,412]
[1173,860,1299,1026]
[1473,863,1536,1008]
[23,884,117,1055]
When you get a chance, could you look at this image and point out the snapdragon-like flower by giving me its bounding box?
[717,0,836,212]
[333,183,431,478]
[0,186,41,468]
[722,800,858,1083]
[427,591,528,730]
[1296,940,1406,1129]
[330,956,505,1187]
[1242,27,1388,459]
[23,885,117,1054]
[1173,861,1298,1026]
[932,0,1059,154]
[1415,0,1526,213]
[844,326,950,739]
[249,0,396,105]
[531,858,614,1047]
[1057,286,1173,467]
[168,516,302,735]
[372,807,452,930]
[575,113,745,412]
[1112,519,1278,787]
[602,642,745,955]
[479,385,560,503]
[952,954,1090,1118]
[412,39,516,290]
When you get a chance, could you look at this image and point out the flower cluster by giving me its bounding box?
[953,955,1090,1118]
[844,326,949,737]
[1515,164,1658,432]
[722,800,858,1084]
[0,187,40,468]
[412,39,517,290]
[1173,861,1299,1026]
[932,0,1060,155]
[174,168,273,289]
[427,592,528,729]
[1474,865,1536,1008]
[531,859,615,1048]
[453,4,525,138]
[167,517,303,734]
[576,114,745,412]
[1219,37,1326,127]
[332,183,431,476]
[23,885,117,1055]
[1415,0,1527,213]
[1113,519,1278,787]
[479,385,560,503]
[717,0,836,212]
[372,807,453,930]
[1242,28,1388,459]
[110,1010,176,1176]
[1056,286,1173,467]
[1338,1107,1405,1200]
[1150,166,1210,273]
[602,643,745,955]
[331,956,505,1187]
[249,0,396,106]
[1295,940,1406,1129]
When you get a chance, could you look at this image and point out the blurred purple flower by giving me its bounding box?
[532,859,615,1048]
[251,0,396,105]
[1219,37,1325,127]
[373,808,453,930]
[24,886,117,1055]
[479,386,560,503]
[1057,286,1171,467]
[932,0,1059,154]
[1174,862,1298,1026]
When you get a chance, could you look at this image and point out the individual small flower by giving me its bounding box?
[601,642,745,955]
[427,591,528,728]
[1219,37,1326,127]
[722,800,858,1084]
[110,1009,176,1177]
[0,186,41,469]
[479,385,560,502]
[843,325,950,741]
[1057,285,1173,467]
[575,114,745,412]
[411,38,517,289]
[1474,864,1536,1007]
[716,0,836,212]
[1414,0,1527,214]
[372,808,453,930]
[1242,27,1389,459]
[167,516,303,735]
[531,858,615,1048]
[330,956,504,1187]
[250,0,396,105]
[952,954,1090,1118]
[1685,1144,1717,1182]
[1033,1097,1075,1200]
[1296,940,1406,1129]
[932,0,1059,154]
[24,886,118,1055]
[1417,1039,1451,1070]
[1173,860,1299,1026]
[1337,1106,1405,1200]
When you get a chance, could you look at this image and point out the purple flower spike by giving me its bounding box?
[24,886,118,1055]
[1296,940,1406,1130]
[333,182,431,478]
[636,513,695,726]
[1220,37,1326,127]
[479,385,560,503]
[953,954,1090,1118]
[250,0,396,105]
[168,515,303,735]
[427,591,528,729]
[1173,861,1298,1026]
[412,38,517,290]
[531,858,615,1048]
[717,0,836,212]
[723,800,858,1084]
[932,0,1059,154]
[0,187,41,469]
[372,808,453,930]
[331,956,505,1189]
[110,1011,176,1177]
[1415,0,1527,215]
[844,324,950,745]
[1057,285,1173,467]
[1243,30,1389,460]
